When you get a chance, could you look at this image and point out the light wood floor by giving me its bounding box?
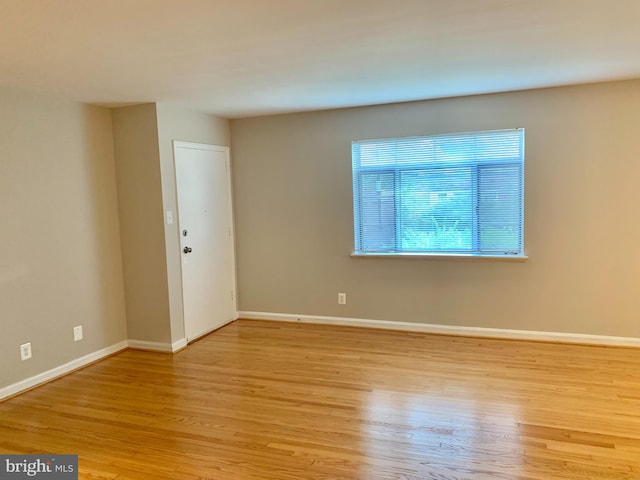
[1,319,640,479]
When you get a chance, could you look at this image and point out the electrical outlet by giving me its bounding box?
[20,342,32,361]
[338,292,347,305]
[73,325,83,342]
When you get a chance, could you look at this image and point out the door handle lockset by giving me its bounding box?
[183,246,193,254]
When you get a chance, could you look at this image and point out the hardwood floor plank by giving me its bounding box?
[2,319,640,479]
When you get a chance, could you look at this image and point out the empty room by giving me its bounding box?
[1,1,640,479]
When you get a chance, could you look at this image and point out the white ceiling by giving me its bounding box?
[1,0,639,118]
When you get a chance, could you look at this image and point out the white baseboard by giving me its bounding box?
[5,311,636,402]
[0,340,129,401]
[127,338,187,353]
[238,311,640,348]
[172,338,188,351]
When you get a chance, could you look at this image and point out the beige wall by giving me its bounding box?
[0,87,127,389]
[155,103,230,342]
[112,104,172,343]
[231,80,640,338]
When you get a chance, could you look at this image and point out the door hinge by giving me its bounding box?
[231,290,235,301]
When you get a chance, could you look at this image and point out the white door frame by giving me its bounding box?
[172,140,238,341]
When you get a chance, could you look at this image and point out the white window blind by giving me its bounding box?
[352,129,524,256]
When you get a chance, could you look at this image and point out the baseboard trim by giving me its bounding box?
[0,340,129,401]
[238,311,640,348]
[128,339,187,353]
[171,338,188,352]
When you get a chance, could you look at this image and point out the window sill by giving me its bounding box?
[351,252,528,262]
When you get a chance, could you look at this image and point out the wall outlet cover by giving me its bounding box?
[20,343,32,361]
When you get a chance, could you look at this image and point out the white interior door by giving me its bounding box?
[174,142,236,341]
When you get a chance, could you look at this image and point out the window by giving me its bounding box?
[352,129,524,257]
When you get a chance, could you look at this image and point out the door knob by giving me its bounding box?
[183,246,193,254]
